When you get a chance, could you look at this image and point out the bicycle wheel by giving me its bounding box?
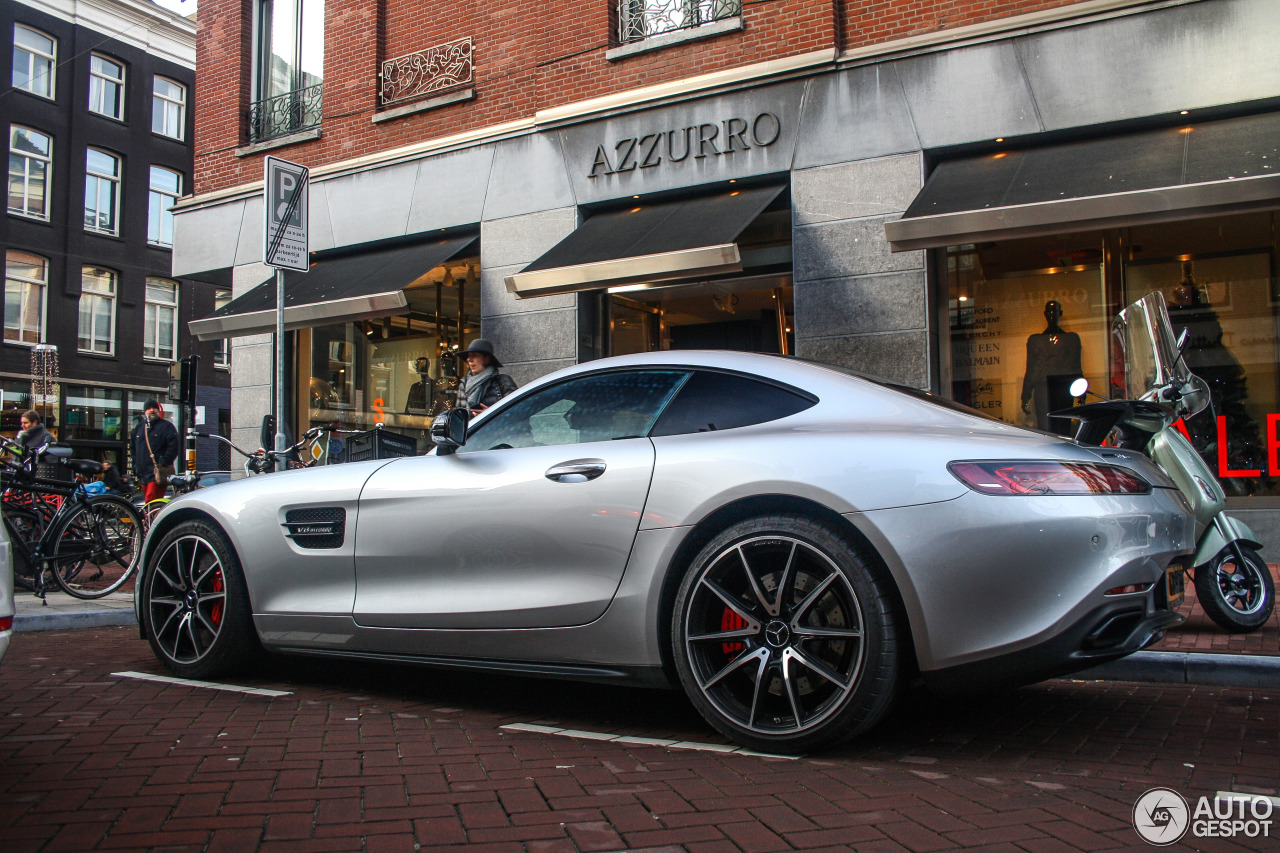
[49,496,143,599]
[4,506,44,590]
[142,498,170,531]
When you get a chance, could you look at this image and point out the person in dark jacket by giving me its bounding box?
[16,410,54,455]
[100,460,129,495]
[131,399,178,504]
[459,339,517,415]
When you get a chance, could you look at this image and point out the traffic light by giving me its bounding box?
[168,356,199,410]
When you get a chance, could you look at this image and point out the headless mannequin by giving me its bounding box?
[1021,300,1082,435]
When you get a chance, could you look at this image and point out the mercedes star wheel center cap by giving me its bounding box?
[764,620,791,648]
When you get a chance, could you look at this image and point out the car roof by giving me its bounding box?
[518,350,868,394]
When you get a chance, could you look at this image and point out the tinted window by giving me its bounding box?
[650,371,814,436]
[462,370,688,452]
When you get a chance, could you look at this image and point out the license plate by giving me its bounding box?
[1166,564,1186,605]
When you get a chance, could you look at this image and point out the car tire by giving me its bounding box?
[1194,544,1275,634]
[671,514,901,754]
[141,519,259,679]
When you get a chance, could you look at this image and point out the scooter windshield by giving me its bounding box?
[1114,291,1210,418]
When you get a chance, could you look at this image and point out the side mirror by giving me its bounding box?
[1176,327,1190,353]
[431,407,470,455]
[1069,377,1090,398]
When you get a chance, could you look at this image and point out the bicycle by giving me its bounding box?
[1,438,143,600]
[139,425,359,527]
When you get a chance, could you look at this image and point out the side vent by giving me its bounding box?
[284,507,346,549]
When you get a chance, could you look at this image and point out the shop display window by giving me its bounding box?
[943,211,1280,498]
[62,385,124,442]
[302,252,481,454]
[0,379,34,434]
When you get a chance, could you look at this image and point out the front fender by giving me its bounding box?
[1192,514,1264,567]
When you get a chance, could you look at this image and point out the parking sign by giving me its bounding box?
[264,156,309,271]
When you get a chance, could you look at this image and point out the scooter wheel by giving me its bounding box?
[1194,545,1275,633]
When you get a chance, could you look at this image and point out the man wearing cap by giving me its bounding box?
[459,339,517,415]
[131,399,179,503]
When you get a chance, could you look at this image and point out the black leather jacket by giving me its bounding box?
[471,372,518,410]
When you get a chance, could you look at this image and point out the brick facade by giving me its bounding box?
[192,0,1094,195]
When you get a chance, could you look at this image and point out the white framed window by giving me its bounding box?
[78,267,116,355]
[213,288,231,368]
[8,125,51,220]
[144,277,178,360]
[85,148,121,235]
[148,166,182,247]
[12,25,56,99]
[89,54,125,120]
[4,250,47,345]
[152,77,186,139]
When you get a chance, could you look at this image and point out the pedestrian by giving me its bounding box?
[458,339,517,415]
[16,409,54,455]
[132,399,178,504]
[100,460,129,495]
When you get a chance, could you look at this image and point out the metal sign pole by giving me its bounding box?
[275,268,286,453]
[263,156,309,460]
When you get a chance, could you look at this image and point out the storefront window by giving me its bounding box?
[0,378,33,434]
[302,253,481,453]
[62,385,124,442]
[943,211,1280,497]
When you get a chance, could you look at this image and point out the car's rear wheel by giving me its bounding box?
[672,514,901,754]
[141,519,258,678]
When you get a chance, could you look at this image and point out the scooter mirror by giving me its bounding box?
[1069,377,1089,398]
[1176,327,1190,353]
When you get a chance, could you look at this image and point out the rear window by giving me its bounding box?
[650,371,815,436]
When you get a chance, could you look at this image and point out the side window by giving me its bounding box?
[461,370,688,453]
[650,371,815,436]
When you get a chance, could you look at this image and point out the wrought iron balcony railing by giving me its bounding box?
[248,83,323,144]
[379,37,473,107]
[619,0,741,44]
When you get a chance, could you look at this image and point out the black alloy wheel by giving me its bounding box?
[143,519,259,678]
[673,515,901,754]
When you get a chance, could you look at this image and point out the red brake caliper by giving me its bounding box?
[210,569,224,626]
[721,609,746,656]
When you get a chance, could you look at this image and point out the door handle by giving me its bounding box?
[545,458,607,482]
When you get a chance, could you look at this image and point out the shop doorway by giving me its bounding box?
[605,195,793,357]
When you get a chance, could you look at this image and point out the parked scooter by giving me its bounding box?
[1053,291,1275,633]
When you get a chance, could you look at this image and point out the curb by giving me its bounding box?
[14,607,137,632]
[1070,650,1280,689]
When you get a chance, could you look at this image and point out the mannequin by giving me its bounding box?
[1021,300,1082,435]
[404,356,433,414]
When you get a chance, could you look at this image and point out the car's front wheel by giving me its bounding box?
[672,515,902,754]
[141,519,259,679]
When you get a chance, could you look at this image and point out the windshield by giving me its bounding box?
[1114,291,1209,417]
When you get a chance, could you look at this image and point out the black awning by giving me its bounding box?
[189,234,477,340]
[886,112,1280,251]
[505,183,786,297]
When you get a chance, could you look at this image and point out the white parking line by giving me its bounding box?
[112,671,292,697]
[500,723,799,759]
[1217,791,1280,808]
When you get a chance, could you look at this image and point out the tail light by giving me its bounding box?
[949,461,1150,496]
[0,616,11,631]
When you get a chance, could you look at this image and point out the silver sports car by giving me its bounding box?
[136,351,1194,753]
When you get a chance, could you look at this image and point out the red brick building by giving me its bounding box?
[175,0,1280,544]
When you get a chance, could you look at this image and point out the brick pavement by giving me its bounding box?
[1,627,1277,852]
